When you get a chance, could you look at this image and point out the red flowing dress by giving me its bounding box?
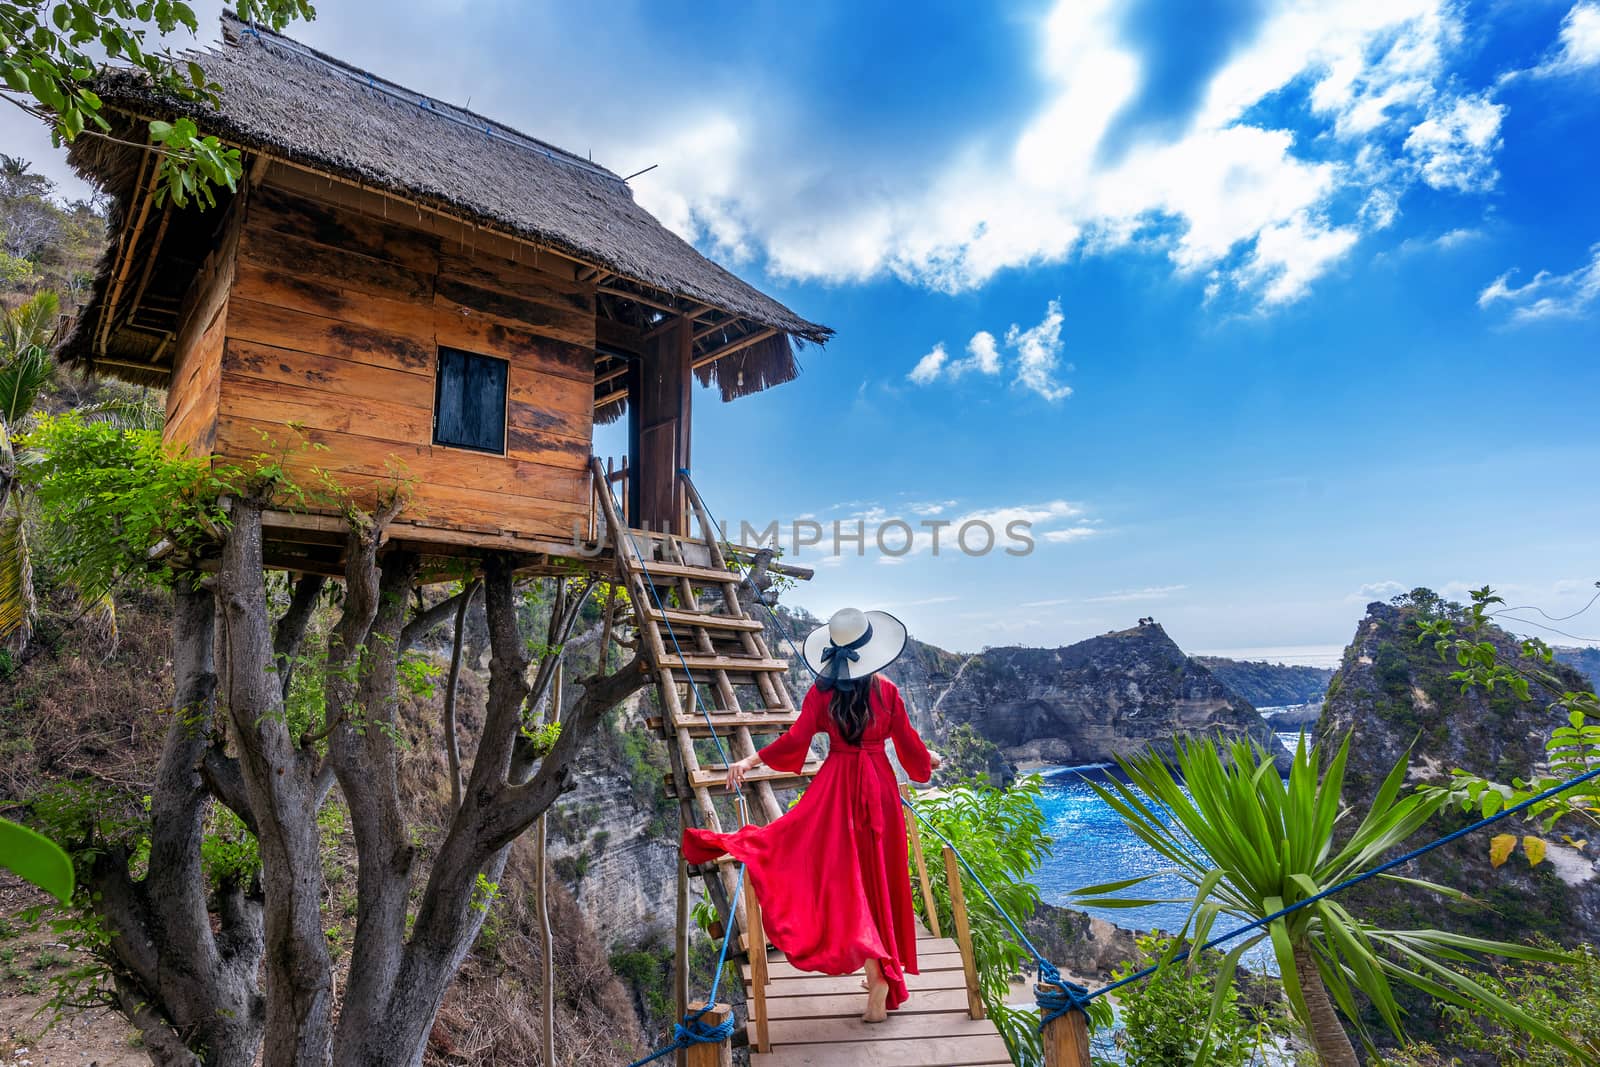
[681,676,933,1011]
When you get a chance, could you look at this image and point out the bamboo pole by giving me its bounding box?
[942,845,985,1020]
[902,785,940,937]
[1037,984,1093,1067]
[683,1003,733,1067]
[535,659,562,1066]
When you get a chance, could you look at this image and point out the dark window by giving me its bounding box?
[434,347,508,454]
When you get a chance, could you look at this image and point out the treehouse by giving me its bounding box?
[60,14,830,576]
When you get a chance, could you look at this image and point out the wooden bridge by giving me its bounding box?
[597,467,1091,1067]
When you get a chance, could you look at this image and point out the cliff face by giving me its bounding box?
[1192,657,1333,707]
[1315,599,1600,1058]
[1554,644,1600,690]
[888,622,1284,769]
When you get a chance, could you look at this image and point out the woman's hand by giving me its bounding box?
[927,750,943,771]
[726,755,760,792]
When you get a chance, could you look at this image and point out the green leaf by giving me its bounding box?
[0,817,75,904]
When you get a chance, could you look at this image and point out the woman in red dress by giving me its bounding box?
[681,608,942,1022]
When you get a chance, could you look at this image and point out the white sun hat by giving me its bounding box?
[802,608,908,690]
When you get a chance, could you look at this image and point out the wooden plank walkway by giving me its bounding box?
[743,926,1011,1066]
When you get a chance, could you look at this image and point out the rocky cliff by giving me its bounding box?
[1315,597,1600,1058]
[886,622,1285,770]
[1554,644,1600,690]
[1192,657,1333,707]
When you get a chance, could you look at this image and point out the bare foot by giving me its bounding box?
[861,979,890,1023]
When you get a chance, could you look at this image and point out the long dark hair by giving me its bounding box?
[827,674,876,746]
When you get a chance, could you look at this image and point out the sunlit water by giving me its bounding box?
[1025,729,1308,977]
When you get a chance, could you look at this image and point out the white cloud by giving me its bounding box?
[1006,300,1072,400]
[907,300,1073,399]
[1083,584,1187,603]
[1478,244,1600,321]
[621,0,1499,309]
[907,343,948,385]
[1041,525,1100,543]
[957,332,1002,378]
[1404,93,1505,193]
[1537,3,1600,76]
[1349,580,1407,602]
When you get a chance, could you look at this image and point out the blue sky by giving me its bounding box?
[8,0,1599,661]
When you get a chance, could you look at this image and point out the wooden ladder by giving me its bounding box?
[590,461,817,1053]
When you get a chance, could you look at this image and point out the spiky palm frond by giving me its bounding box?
[79,389,165,431]
[1,290,59,353]
[0,290,59,430]
[1071,734,1588,1063]
[0,496,36,646]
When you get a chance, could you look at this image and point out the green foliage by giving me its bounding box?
[1073,733,1588,1063]
[1414,585,1600,865]
[200,806,260,887]
[0,1,313,206]
[935,722,1004,786]
[1436,940,1600,1065]
[470,873,501,915]
[0,815,73,903]
[397,652,443,699]
[1108,933,1264,1067]
[905,776,1110,1063]
[20,413,233,596]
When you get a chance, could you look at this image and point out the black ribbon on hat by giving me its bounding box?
[818,622,874,692]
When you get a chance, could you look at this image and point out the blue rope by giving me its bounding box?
[599,474,755,1066]
[1084,760,1600,1004]
[675,468,1600,1029]
[624,874,746,1067]
[600,477,735,776]
[678,468,1086,1025]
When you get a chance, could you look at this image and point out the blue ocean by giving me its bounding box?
[1026,732,1305,973]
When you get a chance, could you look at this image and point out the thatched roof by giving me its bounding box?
[62,12,828,402]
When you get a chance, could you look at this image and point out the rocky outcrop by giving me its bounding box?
[1260,702,1322,730]
[1022,901,1140,985]
[1315,598,1600,1060]
[1193,657,1333,707]
[1554,644,1600,690]
[887,622,1285,770]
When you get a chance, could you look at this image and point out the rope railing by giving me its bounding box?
[598,475,752,1067]
[672,469,1600,1054]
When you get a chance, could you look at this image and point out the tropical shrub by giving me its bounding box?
[1072,734,1586,1066]
[1437,940,1600,1066]
[1106,932,1269,1067]
[905,775,1113,1064]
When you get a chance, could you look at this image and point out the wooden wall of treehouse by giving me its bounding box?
[161,167,599,551]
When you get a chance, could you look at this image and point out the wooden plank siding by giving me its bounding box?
[162,200,242,456]
[178,175,601,549]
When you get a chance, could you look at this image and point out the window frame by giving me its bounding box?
[432,345,511,456]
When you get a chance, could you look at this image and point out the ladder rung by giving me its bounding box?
[642,605,763,632]
[631,560,740,585]
[689,762,822,794]
[667,654,790,673]
[669,710,801,736]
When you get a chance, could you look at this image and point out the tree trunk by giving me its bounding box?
[87,581,265,1066]
[1293,941,1358,1067]
[217,497,333,1066]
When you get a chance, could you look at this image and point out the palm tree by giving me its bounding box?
[1073,734,1586,1065]
[0,290,59,645]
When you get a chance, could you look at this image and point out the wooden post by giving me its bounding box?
[738,795,770,1054]
[942,845,985,1020]
[675,854,690,1067]
[1037,984,1093,1067]
[902,785,941,938]
[683,1003,733,1067]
